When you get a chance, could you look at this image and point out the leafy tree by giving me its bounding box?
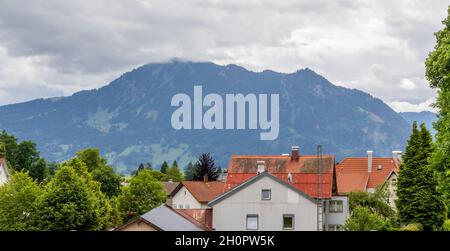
[160,161,169,174]
[166,161,183,182]
[0,131,49,182]
[344,206,392,231]
[348,186,396,220]
[29,158,48,183]
[193,153,220,181]
[396,122,447,230]
[118,170,166,222]
[184,162,196,181]
[0,171,43,230]
[144,162,153,170]
[0,130,19,167]
[426,6,450,215]
[34,158,112,230]
[14,141,40,172]
[76,148,121,197]
[148,170,167,181]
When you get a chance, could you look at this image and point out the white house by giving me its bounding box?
[208,172,320,231]
[0,157,9,186]
[170,179,226,209]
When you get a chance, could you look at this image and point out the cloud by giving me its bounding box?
[388,97,437,113]
[0,0,448,110]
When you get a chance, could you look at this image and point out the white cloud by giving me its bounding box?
[399,78,417,90]
[0,0,448,109]
[388,97,437,113]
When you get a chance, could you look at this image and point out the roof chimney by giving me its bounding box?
[367,150,373,173]
[392,150,403,164]
[203,174,209,182]
[291,146,300,160]
[257,161,265,174]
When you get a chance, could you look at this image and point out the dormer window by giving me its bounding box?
[287,173,293,183]
[261,189,271,200]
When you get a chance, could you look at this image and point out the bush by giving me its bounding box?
[443,220,450,231]
[399,223,423,231]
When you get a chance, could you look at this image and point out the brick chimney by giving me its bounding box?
[203,174,209,182]
[291,146,300,160]
[257,161,265,174]
[367,150,373,173]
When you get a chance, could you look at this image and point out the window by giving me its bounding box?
[179,204,183,209]
[246,215,258,230]
[185,204,190,209]
[261,189,271,200]
[328,224,343,231]
[173,204,177,209]
[329,200,343,213]
[282,215,295,230]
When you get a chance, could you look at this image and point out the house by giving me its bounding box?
[209,172,320,231]
[0,157,10,186]
[114,204,210,231]
[214,146,349,231]
[336,150,401,209]
[161,180,180,206]
[170,178,226,209]
[176,208,213,229]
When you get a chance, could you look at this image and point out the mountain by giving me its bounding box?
[0,61,410,174]
[399,111,437,135]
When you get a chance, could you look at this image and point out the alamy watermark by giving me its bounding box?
[171,85,279,140]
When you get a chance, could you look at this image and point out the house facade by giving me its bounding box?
[209,172,319,231]
[336,150,401,209]
[0,158,9,186]
[211,146,349,231]
[170,180,226,209]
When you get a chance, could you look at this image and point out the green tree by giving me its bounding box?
[166,161,183,182]
[184,162,196,181]
[344,206,392,231]
[0,171,43,230]
[76,148,121,197]
[396,122,447,230]
[193,153,220,181]
[0,130,19,168]
[29,158,48,183]
[426,6,450,215]
[0,131,49,182]
[34,158,112,230]
[160,161,169,174]
[348,186,395,220]
[118,170,166,222]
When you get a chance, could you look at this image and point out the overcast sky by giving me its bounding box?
[0,0,448,112]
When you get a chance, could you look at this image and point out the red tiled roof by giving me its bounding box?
[336,157,399,194]
[176,209,213,229]
[179,181,227,203]
[226,154,335,199]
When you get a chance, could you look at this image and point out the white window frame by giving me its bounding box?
[328,224,343,231]
[328,200,343,213]
[261,189,271,200]
[282,214,295,230]
[246,214,258,230]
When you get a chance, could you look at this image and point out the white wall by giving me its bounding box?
[0,163,8,186]
[211,176,318,231]
[324,196,349,230]
[172,186,208,209]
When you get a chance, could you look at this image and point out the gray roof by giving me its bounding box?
[141,205,206,231]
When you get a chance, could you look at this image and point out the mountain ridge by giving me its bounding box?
[0,61,410,174]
